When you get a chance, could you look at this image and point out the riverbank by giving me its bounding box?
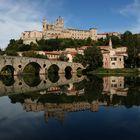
[87,68,140,76]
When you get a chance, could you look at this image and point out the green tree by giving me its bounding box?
[5,50,18,56]
[59,53,68,61]
[84,46,103,69]
[121,31,140,68]
[73,54,85,64]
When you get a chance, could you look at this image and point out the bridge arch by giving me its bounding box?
[48,74,60,83]
[1,75,15,86]
[23,75,41,87]
[0,65,15,76]
[23,62,41,75]
[65,66,72,74]
[48,64,60,83]
[76,67,83,72]
[65,66,72,80]
[48,64,59,74]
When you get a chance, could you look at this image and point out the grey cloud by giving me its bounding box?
[0,19,6,23]
[0,0,65,48]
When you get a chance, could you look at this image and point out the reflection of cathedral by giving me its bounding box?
[23,99,107,123]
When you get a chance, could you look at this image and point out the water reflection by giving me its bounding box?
[0,74,85,96]
[48,73,60,83]
[2,75,138,124]
[65,73,72,80]
[103,76,128,99]
[0,75,15,86]
[0,74,140,140]
[23,75,41,87]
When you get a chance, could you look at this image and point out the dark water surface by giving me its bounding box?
[0,74,140,140]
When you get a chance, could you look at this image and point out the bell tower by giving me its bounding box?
[42,18,47,36]
[55,16,64,31]
[109,38,112,49]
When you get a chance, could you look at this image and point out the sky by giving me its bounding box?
[0,0,140,48]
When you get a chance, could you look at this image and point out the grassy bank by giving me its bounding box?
[87,68,140,76]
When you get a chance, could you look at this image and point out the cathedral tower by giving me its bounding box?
[109,38,112,49]
[55,16,64,31]
[42,18,47,36]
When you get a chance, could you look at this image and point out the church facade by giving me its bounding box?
[21,16,97,44]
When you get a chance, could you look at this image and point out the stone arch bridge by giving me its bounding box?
[0,55,84,75]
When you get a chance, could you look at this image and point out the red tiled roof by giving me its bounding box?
[48,58,59,60]
[45,51,61,55]
[97,46,110,50]
[79,46,91,50]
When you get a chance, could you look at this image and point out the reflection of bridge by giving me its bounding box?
[0,55,84,75]
[0,74,85,96]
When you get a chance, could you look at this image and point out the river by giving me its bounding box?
[0,74,139,140]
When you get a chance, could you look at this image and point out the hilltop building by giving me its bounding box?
[21,16,98,44]
[97,32,121,39]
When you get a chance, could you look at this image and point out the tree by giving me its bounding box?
[73,46,103,69]
[59,53,68,61]
[121,31,133,46]
[86,37,92,45]
[0,48,5,55]
[121,31,140,68]
[5,50,18,56]
[110,35,121,48]
[73,54,85,64]
[84,46,103,69]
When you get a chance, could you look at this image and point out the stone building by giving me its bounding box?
[21,30,43,44]
[21,16,97,44]
[98,39,127,69]
[97,32,121,39]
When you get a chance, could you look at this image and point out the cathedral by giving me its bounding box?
[21,16,97,44]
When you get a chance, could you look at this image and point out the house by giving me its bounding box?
[77,46,91,55]
[98,39,127,69]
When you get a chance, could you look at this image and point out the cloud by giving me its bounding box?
[0,0,65,49]
[119,0,140,33]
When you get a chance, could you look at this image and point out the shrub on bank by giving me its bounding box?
[90,68,140,74]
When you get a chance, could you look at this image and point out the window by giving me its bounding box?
[114,84,117,87]
[111,57,117,61]
[112,63,115,65]
[111,84,117,87]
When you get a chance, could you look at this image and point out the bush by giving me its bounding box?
[5,50,18,56]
